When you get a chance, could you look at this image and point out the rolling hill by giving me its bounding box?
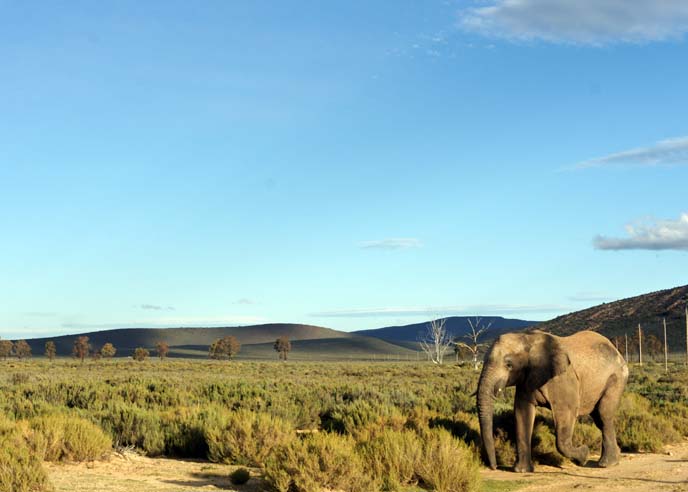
[537,285,688,348]
[22,323,352,357]
[354,316,537,343]
[171,336,420,361]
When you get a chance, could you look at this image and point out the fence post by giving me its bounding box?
[663,318,668,373]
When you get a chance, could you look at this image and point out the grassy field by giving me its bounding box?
[1,358,687,492]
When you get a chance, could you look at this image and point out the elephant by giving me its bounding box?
[476,330,628,472]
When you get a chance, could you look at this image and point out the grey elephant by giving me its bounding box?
[477,330,628,472]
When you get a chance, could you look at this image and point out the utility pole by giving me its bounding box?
[663,318,668,373]
[638,324,643,366]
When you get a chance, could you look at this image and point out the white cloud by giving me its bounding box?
[594,213,688,251]
[61,315,267,329]
[233,298,255,305]
[139,304,175,311]
[459,0,688,45]
[359,238,422,250]
[574,136,688,169]
[311,304,568,318]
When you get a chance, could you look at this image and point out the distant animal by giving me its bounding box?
[476,330,628,472]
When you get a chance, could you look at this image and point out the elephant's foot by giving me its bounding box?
[572,445,589,466]
[513,460,534,473]
[598,447,620,468]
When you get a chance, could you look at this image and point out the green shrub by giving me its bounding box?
[205,409,294,466]
[0,417,52,492]
[30,414,111,462]
[359,429,421,491]
[415,429,481,492]
[532,421,565,467]
[493,428,516,468]
[320,400,406,441]
[229,467,251,485]
[264,432,371,492]
[616,393,680,452]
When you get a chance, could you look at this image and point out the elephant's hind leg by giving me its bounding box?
[552,407,589,466]
[593,374,624,467]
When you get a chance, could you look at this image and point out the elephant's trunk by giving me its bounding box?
[477,367,498,470]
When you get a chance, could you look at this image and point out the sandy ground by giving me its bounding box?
[484,441,688,492]
[46,442,688,492]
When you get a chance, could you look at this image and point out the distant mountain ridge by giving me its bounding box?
[354,316,537,343]
[537,285,688,346]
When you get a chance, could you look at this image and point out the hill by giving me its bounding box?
[171,336,420,361]
[23,323,351,357]
[537,285,688,347]
[354,316,536,343]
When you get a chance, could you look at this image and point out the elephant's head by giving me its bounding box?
[476,331,570,469]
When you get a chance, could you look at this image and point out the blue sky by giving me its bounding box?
[2,1,688,338]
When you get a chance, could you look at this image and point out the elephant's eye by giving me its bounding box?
[505,359,513,370]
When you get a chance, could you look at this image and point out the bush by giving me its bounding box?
[415,429,481,492]
[532,421,565,467]
[264,432,371,492]
[616,393,680,452]
[0,417,52,492]
[360,429,421,491]
[205,409,294,466]
[30,414,111,462]
[229,467,251,485]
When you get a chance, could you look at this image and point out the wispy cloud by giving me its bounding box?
[311,304,568,318]
[22,311,57,317]
[594,213,688,251]
[140,304,175,311]
[233,298,255,305]
[359,238,422,250]
[61,315,267,330]
[574,136,688,170]
[459,0,688,45]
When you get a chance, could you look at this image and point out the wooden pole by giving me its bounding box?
[663,318,668,373]
[625,333,629,362]
[638,324,643,366]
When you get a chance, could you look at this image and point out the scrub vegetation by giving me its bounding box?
[0,358,686,492]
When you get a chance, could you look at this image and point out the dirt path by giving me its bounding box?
[45,451,262,492]
[484,442,688,492]
[46,443,688,492]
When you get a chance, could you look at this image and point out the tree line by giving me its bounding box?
[0,335,293,361]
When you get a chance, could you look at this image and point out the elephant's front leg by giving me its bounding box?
[514,388,535,473]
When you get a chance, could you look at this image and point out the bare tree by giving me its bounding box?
[454,317,491,370]
[419,318,453,365]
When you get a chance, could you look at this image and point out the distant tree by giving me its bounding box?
[454,318,491,370]
[133,347,149,362]
[0,340,12,360]
[419,318,452,365]
[274,336,291,361]
[12,340,32,359]
[209,336,241,360]
[155,341,170,361]
[645,334,663,360]
[44,341,57,361]
[100,343,116,359]
[73,336,90,363]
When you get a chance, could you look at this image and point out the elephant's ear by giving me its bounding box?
[526,332,571,390]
